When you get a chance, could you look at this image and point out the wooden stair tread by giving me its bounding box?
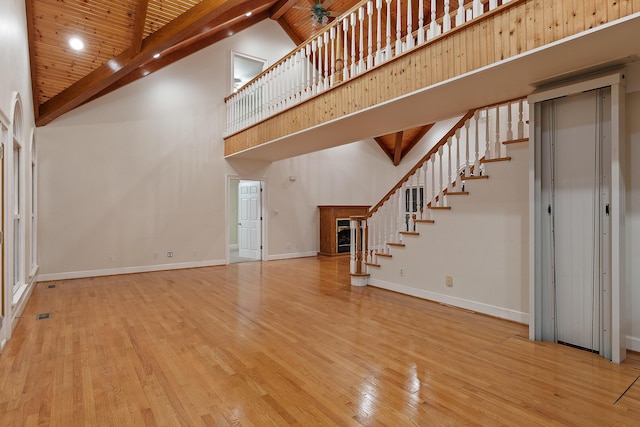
[446,191,469,195]
[481,156,511,164]
[429,206,452,210]
[503,137,529,145]
[414,219,434,223]
[376,253,392,257]
[462,175,489,180]
[400,231,419,236]
[365,262,380,267]
[387,243,405,247]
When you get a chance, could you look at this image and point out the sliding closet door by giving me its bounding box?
[540,88,611,354]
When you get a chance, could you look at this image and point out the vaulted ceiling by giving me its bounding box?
[26,0,433,163]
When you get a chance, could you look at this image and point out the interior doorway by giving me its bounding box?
[228,178,263,264]
[539,88,612,357]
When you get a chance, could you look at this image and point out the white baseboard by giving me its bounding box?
[11,279,37,332]
[626,335,640,352]
[37,259,226,282]
[0,338,6,354]
[368,278,529,324]
[267,251,317,261]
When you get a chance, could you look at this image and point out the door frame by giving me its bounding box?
[528,69,627,363]
[225,174,267,264]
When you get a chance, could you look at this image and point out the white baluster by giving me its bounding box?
[323,32,329,90]
[376,0,382,64]
[422,161,428,219]
[358,7,365,73]
[396,0,402,53]
[397,189,404,239]
[438,146,444,206]
[464,118,471,178]
[443,0,451,32]
[312,40,319,95]
[431,156,436,208]
[473,0,482,18]
[495,105,501,157]
[318,36,324,93]
[485,108,491,162]
[455,129,461,190]
[402,181,409,232]
[456,0,465,26]
[417,0,425,45]
[306,45,312,99]
[447,137,453,193]
[507,101,514,141]
[490,0,498,11]
[385,0,392,60]
[330,27,336,87]
[367,1,373,70]
[518,99,524,139]
[474,110,481,175]
[350,12,357,77]
[429,0,438,39]
[343,18,350,81]
[406,0,414,50]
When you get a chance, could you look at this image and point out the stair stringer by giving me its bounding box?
[368,142,529,323]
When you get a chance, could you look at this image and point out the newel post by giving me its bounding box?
[350,216,369,287]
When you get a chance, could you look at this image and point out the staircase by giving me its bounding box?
[349,98,530,321]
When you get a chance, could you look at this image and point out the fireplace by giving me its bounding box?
[336,219,351,253]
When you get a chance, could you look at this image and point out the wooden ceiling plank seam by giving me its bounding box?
[374,136,395,164]
[132,0,151,54]
[393,130,404,166]
[270,0,299,20]
[33,3,135,26]
[37,0,262,125]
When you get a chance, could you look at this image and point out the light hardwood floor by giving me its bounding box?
[1,256,639,426]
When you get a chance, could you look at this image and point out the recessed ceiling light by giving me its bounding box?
[153,53,160,59]
[245,11,252,17]
[68,37,84,51]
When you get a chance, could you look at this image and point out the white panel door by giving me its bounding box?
[541,89,611,353]
[238,181,261,260]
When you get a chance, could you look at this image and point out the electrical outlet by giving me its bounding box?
[167,251,174,258]
[108,255,113,263]
[400,269,404,277]
[446,275,453,287]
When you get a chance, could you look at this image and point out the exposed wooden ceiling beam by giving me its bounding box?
[270,0,300,20]
[276,17,305,45]
[374,136,394,163]
[37,0,255,126]
[393,131,404,166]
[83,10,271,105]
[131,0,151,55]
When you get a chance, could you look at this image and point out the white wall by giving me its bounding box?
[37,19,443,278]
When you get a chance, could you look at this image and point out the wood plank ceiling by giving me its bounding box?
[26,0,435,163]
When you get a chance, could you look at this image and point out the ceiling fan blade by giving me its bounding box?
[323,0,334,8]
[307,0,318,5]
[292,5,310,10]
[293,17,309,26]
[327,10,340,17]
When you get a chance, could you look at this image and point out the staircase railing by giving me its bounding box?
[350,98,529,280]
[224,0,515,137]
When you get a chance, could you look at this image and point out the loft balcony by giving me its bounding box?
[224,0,640,161]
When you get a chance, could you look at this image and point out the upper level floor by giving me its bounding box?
[223,0,640,161]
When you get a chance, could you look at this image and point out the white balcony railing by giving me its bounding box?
[224,0,512,137]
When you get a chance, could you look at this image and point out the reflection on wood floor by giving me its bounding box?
[1,256,639,425]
